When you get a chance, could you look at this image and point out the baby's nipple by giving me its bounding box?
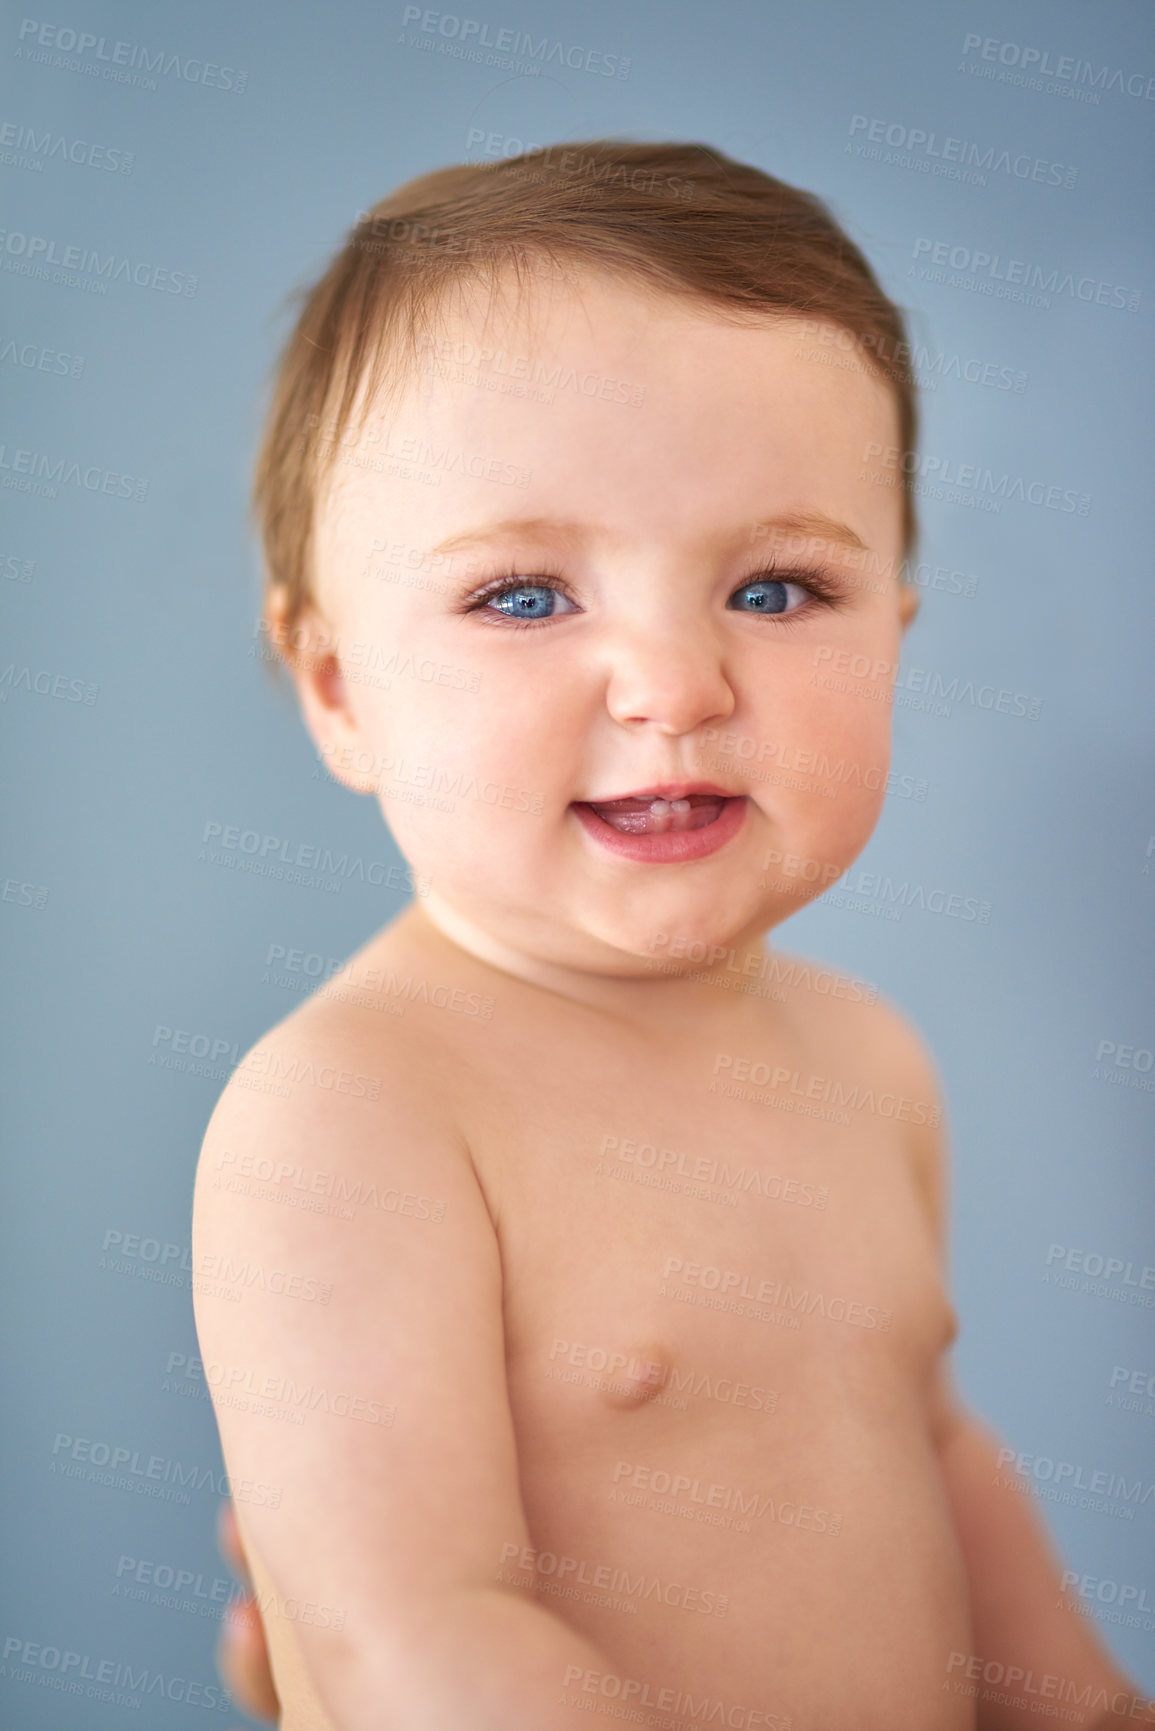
[599,1347,671,1409]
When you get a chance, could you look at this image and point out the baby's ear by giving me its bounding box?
[267,589,378,796]
[897,580,920,633]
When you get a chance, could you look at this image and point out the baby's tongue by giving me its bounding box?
[584,793,727,835]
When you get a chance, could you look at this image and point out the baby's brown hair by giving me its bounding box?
[252,139,919,650]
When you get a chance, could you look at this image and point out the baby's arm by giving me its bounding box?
[192,1009,616,1731]
[933,1398,1149,1728]
[896,1018,1149,1729]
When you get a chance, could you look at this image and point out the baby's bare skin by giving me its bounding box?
[417,921,969,1726]
[197,270,1142,1730]
[201,902,973,1730]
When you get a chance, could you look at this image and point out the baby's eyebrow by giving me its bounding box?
[431,509,868,559]
[746,510,869,555]
[431,517,586,557]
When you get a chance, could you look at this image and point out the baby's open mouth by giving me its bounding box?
[578,792,735,836]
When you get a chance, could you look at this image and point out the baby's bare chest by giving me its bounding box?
[462,1022,953,1450]
[416,991,973,1723]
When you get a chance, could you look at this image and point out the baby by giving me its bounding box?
[192,142,1146,1729]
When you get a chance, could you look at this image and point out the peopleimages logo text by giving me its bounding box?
[397,7,630,77]
[0,228,197,294]
[960,34,1155,101]
[910,238,1139,311]
[15,19,247,91]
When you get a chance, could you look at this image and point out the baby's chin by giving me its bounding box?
[417,876,769,984]
[549,899,779,979]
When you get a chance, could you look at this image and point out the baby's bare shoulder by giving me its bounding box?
[770,943,941,1092]
[193,984,477,1246]
[769,943,950,1233]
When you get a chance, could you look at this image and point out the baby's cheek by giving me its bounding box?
[760,672,894,870]
[441,671,585,793]
[820,677,894,779]
[767,648,892,761]
[369,680,559,851]
[376,672,496,771]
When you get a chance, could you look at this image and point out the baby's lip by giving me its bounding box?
[579,782,737,807]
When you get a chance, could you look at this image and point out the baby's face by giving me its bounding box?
[303,265,915,976]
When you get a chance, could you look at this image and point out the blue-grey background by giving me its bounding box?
[2,0,1152,1719]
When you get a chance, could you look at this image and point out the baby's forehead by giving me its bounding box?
[408,260,838,364]
[314,265,902,591]
[346,264,895,442]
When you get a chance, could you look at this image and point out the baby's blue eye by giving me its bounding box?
[490,584,564,619]
[728,578,806,614]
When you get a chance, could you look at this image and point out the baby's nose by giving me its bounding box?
[603,630,735,738]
